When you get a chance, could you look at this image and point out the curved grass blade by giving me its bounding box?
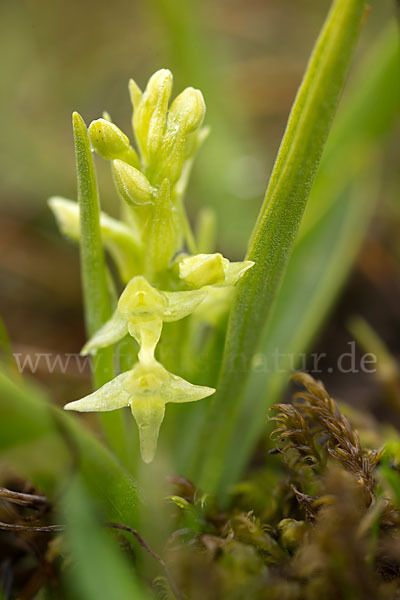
[220,172,378,495]
[299,21,400,240]
[63,480,150,600]
[191,0,368,493]
[0,369,142,527]
[72,112,127,462]
[211,22,400,496]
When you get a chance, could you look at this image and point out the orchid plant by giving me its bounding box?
[50,70,253,462]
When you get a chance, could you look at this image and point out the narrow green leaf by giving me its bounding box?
[299,21,400,239]
[72,111,126,461]
[209,22,400,495]
[63,480,150,600]
[73,112,113,376]
[191,0,368,493]
[0,369,142,526]
[220,174,378,494]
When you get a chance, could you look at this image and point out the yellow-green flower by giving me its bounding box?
[82,275,207,363]
[52,69,256,469]
[65,360,214,463]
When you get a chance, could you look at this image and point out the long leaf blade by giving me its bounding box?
[191,0,368,493]
[63,480,150,600]
[0,369,142,527]
[212,22,400,495]
[72,112,126,460]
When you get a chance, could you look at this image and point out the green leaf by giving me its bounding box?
[72,111,126,461]
[63,480,150,600]
[299,21,400,240]
[214,22,400,495]
[0,369,142,526]
[190,0,368,494]
[184,22,400,497]
[219,174,377,494]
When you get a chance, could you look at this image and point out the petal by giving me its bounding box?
[81,310,128,355]
[130,396,165,463]
[64,371,133,412]
[162,289,207,322]
[163,371,215,404]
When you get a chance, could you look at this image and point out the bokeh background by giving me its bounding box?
[0,0,399,411]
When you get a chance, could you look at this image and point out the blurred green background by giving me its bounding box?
[0,0,398,405]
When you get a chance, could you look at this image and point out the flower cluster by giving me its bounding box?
[50,70,253,462]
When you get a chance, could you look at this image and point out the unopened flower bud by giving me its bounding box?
[133,69,173,163]
[113,159,153,206]
[180,253,227,288]
[89,119,140,168]
[179,253,254,288]
[168,87,205,134]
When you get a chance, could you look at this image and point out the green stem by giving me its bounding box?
[190,0,368,495]
[73,112,127,464]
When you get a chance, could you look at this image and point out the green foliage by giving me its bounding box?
[0,369,141,527]
[190,0,370,494]
[62,480,150,600]
[72,111,127,462]
[211,21,400,496]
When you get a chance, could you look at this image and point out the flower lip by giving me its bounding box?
[118,276,166,318]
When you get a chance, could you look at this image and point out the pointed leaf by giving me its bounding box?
[49,196,142,282]
[190,0,369,494]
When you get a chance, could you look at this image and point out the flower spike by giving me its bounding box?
[53,69,256,467]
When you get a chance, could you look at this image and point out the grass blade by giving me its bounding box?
[212,22,400,495]
[72,111,127,462]
[191,0,368,493]
[63,480,150,600]
[0,369,142,527]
